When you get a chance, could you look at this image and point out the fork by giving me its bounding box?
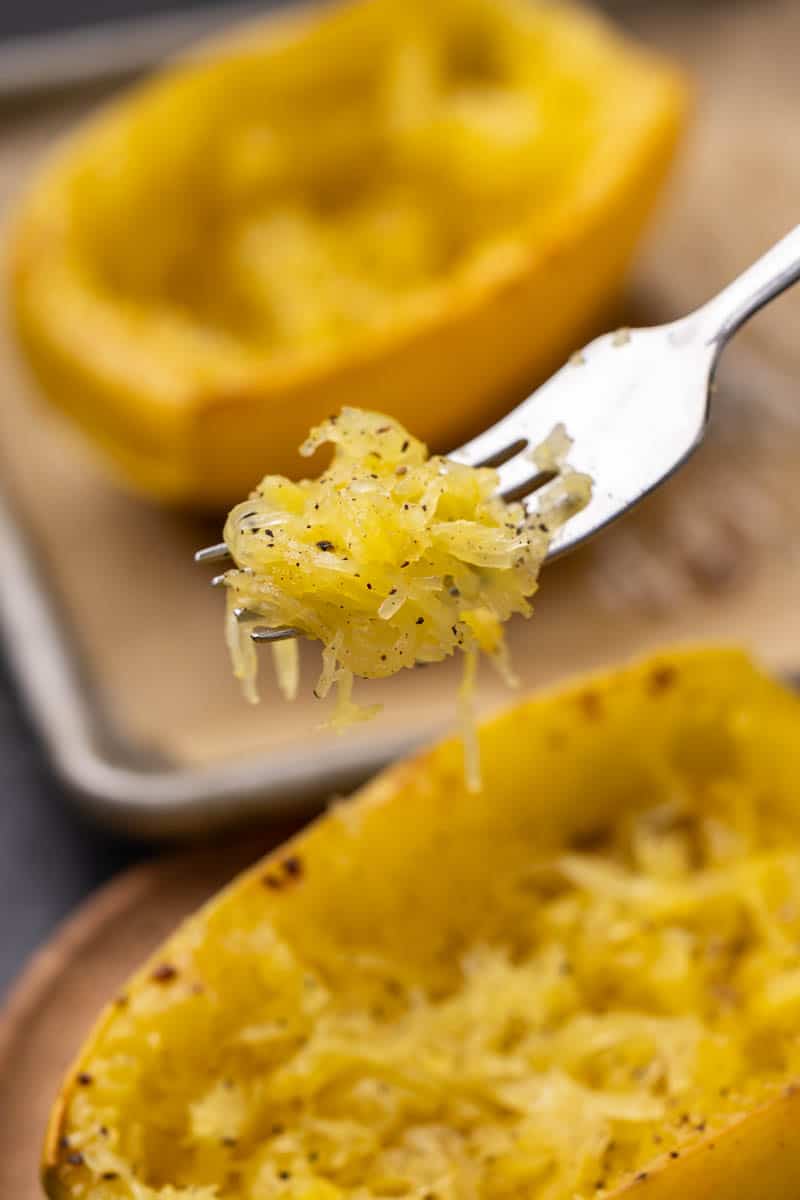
[197,225,800,643]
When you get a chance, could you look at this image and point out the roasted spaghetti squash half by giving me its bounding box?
[11,0,687,507]
[44,648,800,1200]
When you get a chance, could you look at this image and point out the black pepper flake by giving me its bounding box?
[401,440,409,452]
[278,1170,291,1181]
[66,1152,85,1167]
[377,425,390,433]
[449,586,460,596]
[271,1123,285,1136]
[316,540,334,551]
[151,963,178,984]
[99,1126,109,1138]
[416,617,424,624]
[381,654,387,661]
[222,1136,238,1148]
[242,511,257,520]
[282,856,302,878]
[595,1183,606,1192]
[389,587,397,595]
[102,1172,119,1181]
[670,1151,680,1159]
[263,874,282,890]
[400,561,410,568]
[366,582,373,590]
[77,1072,93,1087]
[309,1151,320,1163]
[635,1172,649,1183]
[59,1136,71,1149]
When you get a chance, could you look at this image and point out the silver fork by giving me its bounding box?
[197,225,800,643]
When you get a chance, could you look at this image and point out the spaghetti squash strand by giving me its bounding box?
[222,407,590,785]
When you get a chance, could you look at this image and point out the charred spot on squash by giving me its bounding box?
[150,963,179,984]
[648,664,678,694]
[262,857,304,890]
[578,689,604,720]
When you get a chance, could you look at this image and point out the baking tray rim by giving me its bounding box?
[0,480,427,838]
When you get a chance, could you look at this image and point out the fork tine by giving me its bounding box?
[500,468,558,505]
[194,543,231,563]
[234,606,262,623]
[251,626,301,643]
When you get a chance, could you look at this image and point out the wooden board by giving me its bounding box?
[0,832,296,1199]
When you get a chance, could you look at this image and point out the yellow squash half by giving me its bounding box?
[44,648,800,1199]
[11,0,687,508]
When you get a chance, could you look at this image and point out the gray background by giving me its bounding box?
[0,654,146,997]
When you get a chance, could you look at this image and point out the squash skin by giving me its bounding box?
[10,0,689,510]
[41,647,800,1198]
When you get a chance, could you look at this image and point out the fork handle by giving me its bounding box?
[703,224,800,349]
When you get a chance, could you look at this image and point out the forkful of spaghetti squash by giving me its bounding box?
[198,407,590,781]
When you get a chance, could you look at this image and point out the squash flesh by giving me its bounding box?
[44,649,800,1200]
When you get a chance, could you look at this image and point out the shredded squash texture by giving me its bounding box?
[64,785,800,1200]
[222,408,589,764]
[67,0,591,366]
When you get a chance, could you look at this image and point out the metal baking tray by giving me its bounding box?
[1,0,799,839]
[0,3,267,102]
[0,480,427,837]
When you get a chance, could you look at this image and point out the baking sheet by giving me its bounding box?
[0,0,798,835]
